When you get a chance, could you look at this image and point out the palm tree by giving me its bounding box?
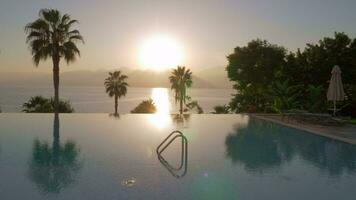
[25,9,84,114]
[169,66,192,114]
[104,71,128,115]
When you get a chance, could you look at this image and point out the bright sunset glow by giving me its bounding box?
[139,34,184,71]
[151,88,170,114]
[148,88,172,129]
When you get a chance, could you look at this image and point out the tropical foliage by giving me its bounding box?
[131,99,156,113]
[25,9,83,114]
[227,32,356,116]
[22,96,74,113]
[104,71,128,115]
[169,66,193,114]
[268,80,301,113]
[185,97,203,114]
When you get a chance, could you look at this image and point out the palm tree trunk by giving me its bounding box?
[53,57,60,114]
[179,97,183,115]
[114,95,118,115]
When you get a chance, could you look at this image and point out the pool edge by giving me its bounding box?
[251,114,356,145]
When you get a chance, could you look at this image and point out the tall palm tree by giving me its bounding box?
[25,9,84,114]
[169,66,192,114]
[104,71,128,115]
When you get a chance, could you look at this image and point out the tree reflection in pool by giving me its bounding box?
[28,114,82,194]
[225,118,356,176]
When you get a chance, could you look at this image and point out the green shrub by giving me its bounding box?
[305,85,327,113]
[131,99,156,113]
[22,96,74,113]
[211,105,231,114]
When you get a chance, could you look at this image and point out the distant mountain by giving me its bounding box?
[0,67,233,89]
[195,67,233,88]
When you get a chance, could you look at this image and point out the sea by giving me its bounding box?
[0,86,233,113]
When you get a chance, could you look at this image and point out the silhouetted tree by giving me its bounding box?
[25,9,83,114]
[104,71,128,115]
[169,66,193,114]
[226,39,287,113]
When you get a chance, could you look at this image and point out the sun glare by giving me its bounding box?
[139,34,184,71]
[148,88,172,129]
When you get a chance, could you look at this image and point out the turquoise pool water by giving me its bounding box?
[0,114,355,199]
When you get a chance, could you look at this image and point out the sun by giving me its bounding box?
[139,34,184,71]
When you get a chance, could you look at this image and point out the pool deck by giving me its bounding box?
[252,114,356,145]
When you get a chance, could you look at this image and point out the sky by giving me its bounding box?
[0,0,356,73]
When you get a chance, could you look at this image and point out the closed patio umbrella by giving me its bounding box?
[327,65,345,115]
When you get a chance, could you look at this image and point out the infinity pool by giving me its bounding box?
[0,114,355,199]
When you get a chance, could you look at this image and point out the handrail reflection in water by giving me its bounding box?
[157,131,188,178]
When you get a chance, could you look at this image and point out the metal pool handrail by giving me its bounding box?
[156,130,187,155]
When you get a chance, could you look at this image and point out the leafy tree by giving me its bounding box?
[226,39,287,113]
[227,33,356,115]
[295,32,356,87]
[22,96,74,113]
[104,71,128,115]
[131,99,156,113]
[281,32,356,116]
[169,66,193,114]
[294,32,356,116]
[25,9,83,114]
[211,105,231,114]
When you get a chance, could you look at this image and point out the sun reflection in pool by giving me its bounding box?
[148,88,172,129]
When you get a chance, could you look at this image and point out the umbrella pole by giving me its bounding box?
[333,100,336,116]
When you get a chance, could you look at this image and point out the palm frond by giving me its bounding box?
[25,9,84,67]
[104,71,129,99]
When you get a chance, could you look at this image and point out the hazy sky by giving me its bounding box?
[1,0,356,72]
